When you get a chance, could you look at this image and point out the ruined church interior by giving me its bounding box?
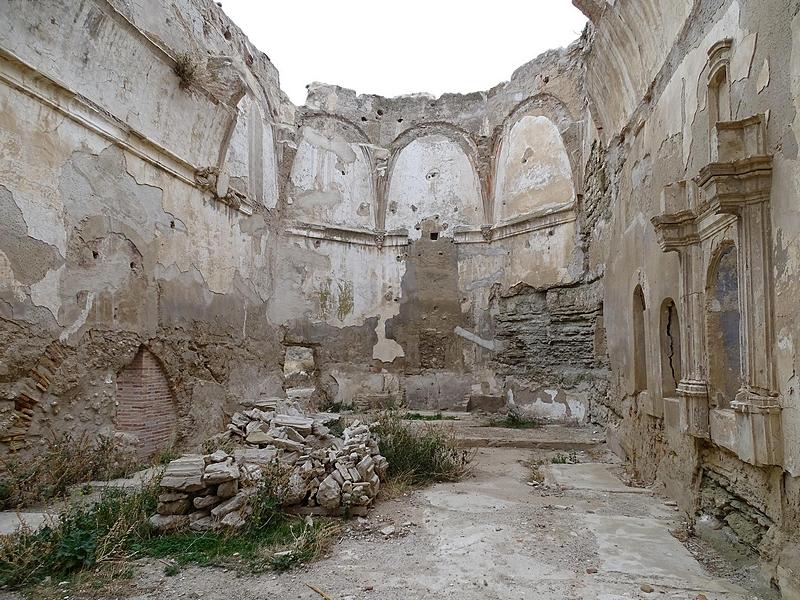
[1,0,800,597]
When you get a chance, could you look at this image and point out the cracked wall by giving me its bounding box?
[581,0,800,590]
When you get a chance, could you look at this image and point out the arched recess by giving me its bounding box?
[220,93,279,209]
[288,113,377,230]
[115,347,178,458]
[385,126,484,240]
[632,285,648,394]
[491,94,580,223]
[706,243,741,409]
[659,298,682,398]
[707,40,732,162]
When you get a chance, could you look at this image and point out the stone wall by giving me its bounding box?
[579,0,800,590]
[0,0,291,457]
[0,0,606,464]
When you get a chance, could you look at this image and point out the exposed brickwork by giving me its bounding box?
[115,348,177,458]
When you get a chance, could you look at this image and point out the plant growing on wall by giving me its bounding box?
[173,52,198,89]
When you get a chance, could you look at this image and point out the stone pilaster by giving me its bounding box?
[652,202,710,438]
[695,115,783,465]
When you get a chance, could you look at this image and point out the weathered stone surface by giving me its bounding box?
[220,510,247,528]
[272,415,314,435]
[189,516,218,532]
[211,492,249,518]
[217,479,239,498]
[194,495,222,509]
[158,492,188,503]
[203,461,240,485]
[206,450,230,464]
[284,472,308,505]
[160,456,206,492]
[149,514,189,533]
[245,431,272,445]
[157,497,192,515]
[234,447,278,464]
[317,474,341,510]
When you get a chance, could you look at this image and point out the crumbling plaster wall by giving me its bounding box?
[0,0,608,460]
[582,0,800,586]
[277,41,605,418]
[0,0,292,455]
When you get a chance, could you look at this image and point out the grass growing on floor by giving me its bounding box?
[483,412,542,429]
[136,519,340,573]
[373,412,473,486]
[0,464,340,591]
[403,412,458,422]
[0,482,159,589]
[527,459,546,484]
[0,432,141,510]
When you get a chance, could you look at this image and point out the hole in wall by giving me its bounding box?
[170,220,175,229]
[430,232,439,241]
[92,251,99,259]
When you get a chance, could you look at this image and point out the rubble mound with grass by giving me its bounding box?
[151,400,388,531]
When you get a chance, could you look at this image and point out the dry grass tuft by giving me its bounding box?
[173,52,198,88]
[373,412,474,486]
[0,432,140,510]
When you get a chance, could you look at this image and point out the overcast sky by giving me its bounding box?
[219,1,587,105]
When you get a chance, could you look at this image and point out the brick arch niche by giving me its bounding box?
[115,347,177,458]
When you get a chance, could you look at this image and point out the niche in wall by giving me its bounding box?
[493,115,575,222]
[632,285,648,394]
[659,298,682,398]
[115,348,177,458]
[706,245,741,409]
[385,133,483,239]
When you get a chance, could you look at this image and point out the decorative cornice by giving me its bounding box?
[455,202,576,244]
[286,222,409,248]
[695,155,773,215]
[285,202,576,248]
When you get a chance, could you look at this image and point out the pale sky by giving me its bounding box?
[219,1,587,105]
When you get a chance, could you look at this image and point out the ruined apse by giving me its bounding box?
[3,0,800,591]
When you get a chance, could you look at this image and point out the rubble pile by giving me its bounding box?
[150,400,388,532]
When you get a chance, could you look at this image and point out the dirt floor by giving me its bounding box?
[2,440,776,600]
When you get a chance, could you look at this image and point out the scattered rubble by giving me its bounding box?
[151,400,388,531]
